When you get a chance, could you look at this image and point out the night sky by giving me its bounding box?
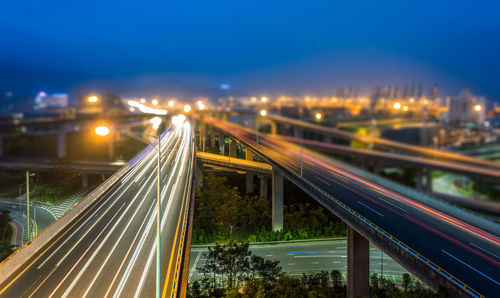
[1,0,499,100]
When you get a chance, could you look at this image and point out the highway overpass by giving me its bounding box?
[0,120,195,297]
[205,117,500,297]
[264,114,500,171]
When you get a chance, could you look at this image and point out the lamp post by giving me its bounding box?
[95,123,165,298]
[26,172,35,242]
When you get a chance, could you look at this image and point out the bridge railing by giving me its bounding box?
[224,126,484,298]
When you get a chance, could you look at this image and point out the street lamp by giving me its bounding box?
[256,110,267,146]
[184,104,192,113]
[26,172,35,242]
[393,102,401,110]
[152,99,159,106]
[314,113,322,121]
[88,96,98,103]
[474,104,482,112]
[95,119,171,298]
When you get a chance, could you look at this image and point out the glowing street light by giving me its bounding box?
[315,113,322,120]
[95,126,110,136]
[474,104,482,111]
[184,104,192,113]
[260,109,267,117]
[150,117,162,130]
[393,102,401,110]
[402,106,409,112]
[168,100,175,108]
[152,99,159,106]
[140,98,146,103]
[88,96,98,103]
[261,96,268,103]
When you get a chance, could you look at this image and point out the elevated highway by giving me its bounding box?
[0,121,195,297]
[266,114,500,171]
[206,117,500,297]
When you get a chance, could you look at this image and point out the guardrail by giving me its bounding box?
[170,136,196,297]
[223,127,484,298]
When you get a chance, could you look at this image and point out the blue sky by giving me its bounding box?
[1,0,499,99]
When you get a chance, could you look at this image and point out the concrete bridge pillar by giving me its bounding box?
[210,128,216,149]
[272,168,283,231]
[0,133,3,159]
[81,173,88,188]
[246,174,254,195]
[108,131,115,160]
[229,140,237,158]
[195,161,203,188]
[270,121,278,135]
[347,226,369,298]
[415,168,423,191]
[57,126,67,159]
[426,168,433,193]
[259,175,268,199]
[218,134,225,155]
[293,126,300,138]
[199,117,206,152]
[238,113,244,125]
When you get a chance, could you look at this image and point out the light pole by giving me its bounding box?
[25,171,35,242]
[257,109,267,147]
[95,123,165,298]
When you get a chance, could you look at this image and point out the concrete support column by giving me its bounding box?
[0,133,3,159]
[272,168,283,231]
[270,122,278,135]
[347,226,369,298]
[195,162,203,188]
[219,134,225,155]
[293,127,300,138]
[238,113,244,125]
[426,168,433,193]
[108,131,115,160]
[245,174,254,195]
[245,148,253,161]
[259,175,268,199]
[210,128,216,148]
[229,140,237,158]
[81,173,88,188]
[57,126,67,159]
[415,168,423,191]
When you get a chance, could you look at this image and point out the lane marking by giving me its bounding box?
[47,204,126,298]
[441,250,500,286]
[316,177,330,186]
[357,201,384,217]
[469,242,500,260]
[378,197,407,213]
[189,252,202,279]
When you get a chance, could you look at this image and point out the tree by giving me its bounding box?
[197,243,224,294]
[402,273,411,293]
[219,241,251,289]
[249,255,282,287]
[0,241,14,261]
[0,210,11,240]
[330,269,343,295]
[370,273,379,292]
[268,276,306,298]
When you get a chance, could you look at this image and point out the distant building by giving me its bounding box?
[446,89,486,127]
[34,92,69,110]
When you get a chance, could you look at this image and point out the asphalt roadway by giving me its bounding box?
[207,118,500,297]
[0,120,193,297]
[189,239,409,284]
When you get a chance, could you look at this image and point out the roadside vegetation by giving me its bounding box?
[0,210,14,261]
[188,241,445,298]
[192,174,346,244]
